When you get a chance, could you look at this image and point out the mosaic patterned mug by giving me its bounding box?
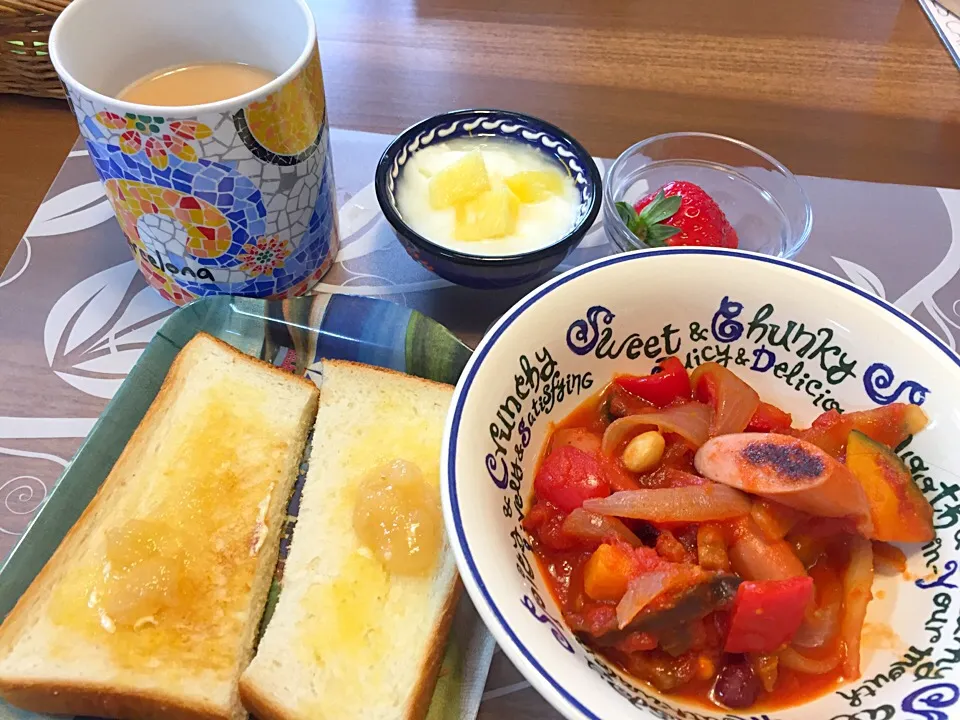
[49,0,339,305]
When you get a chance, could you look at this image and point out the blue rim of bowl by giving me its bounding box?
[374,108,603,266]
[445,247,960,720]
[601,132,814,259]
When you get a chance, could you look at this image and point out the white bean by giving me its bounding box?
[622,431,665,473]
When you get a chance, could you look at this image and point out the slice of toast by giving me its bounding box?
[0,333,318,720]
[239,360,460,720]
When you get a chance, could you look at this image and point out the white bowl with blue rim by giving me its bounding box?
[374,109,602,289]
[441,248,960,720]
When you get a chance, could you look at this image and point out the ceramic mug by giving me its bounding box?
[49,0,339,305]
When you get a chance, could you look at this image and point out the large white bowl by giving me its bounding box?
[441,248,960,720]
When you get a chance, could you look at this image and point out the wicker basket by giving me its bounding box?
[0,0,70,98]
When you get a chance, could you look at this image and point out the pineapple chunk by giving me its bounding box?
[428,151,491,209]
[504,170,564,203]
[455,186,520,241]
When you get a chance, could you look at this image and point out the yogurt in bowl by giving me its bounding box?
[395,138,579,257]
[375,109,602,290]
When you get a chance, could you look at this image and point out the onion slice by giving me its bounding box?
[560,508,643,548]
[583,484,751,522]
[602,402,713,455]
[616,569,676,628]
[778,645,842,674]
[713,369,760,435]
[793,606,841,649]
[840,535,874,678]
[793,564,843,648]
[692,362,761,436]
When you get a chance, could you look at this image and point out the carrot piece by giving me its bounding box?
[583,543,637,602]
[840,536,874,678]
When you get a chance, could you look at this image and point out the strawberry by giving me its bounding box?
[615,181,739,249]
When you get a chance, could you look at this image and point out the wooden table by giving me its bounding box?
[1,0,959,270]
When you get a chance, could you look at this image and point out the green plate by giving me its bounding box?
[0,293,489,720]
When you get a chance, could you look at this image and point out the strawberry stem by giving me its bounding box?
[639,190,682,226]
[615,190,682,249]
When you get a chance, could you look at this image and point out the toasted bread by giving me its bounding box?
[0,333,318,720]
[239,360,460,720]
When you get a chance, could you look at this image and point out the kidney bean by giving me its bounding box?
[713,658,762,709]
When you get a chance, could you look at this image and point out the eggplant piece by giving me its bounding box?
[607,391,631,420]
[657,622,697,657]
[629,519,661,547]
[605,385,651,420]
[589,573,741,652]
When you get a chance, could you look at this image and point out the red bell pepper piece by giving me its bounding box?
[614,357,691,408]
[533,445,611,513]
[723,576,814,653]
[746,402,794,433]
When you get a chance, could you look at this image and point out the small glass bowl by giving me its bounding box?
[603,132,813,258]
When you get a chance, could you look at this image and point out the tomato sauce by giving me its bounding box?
[524,363,930,713]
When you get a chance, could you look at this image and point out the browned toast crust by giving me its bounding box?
[238,359,460,720]
[0,332,319,719]
[321,357,455,391]
[238,676,290,720]
[402,577,463,720]
[0,679,229,720]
